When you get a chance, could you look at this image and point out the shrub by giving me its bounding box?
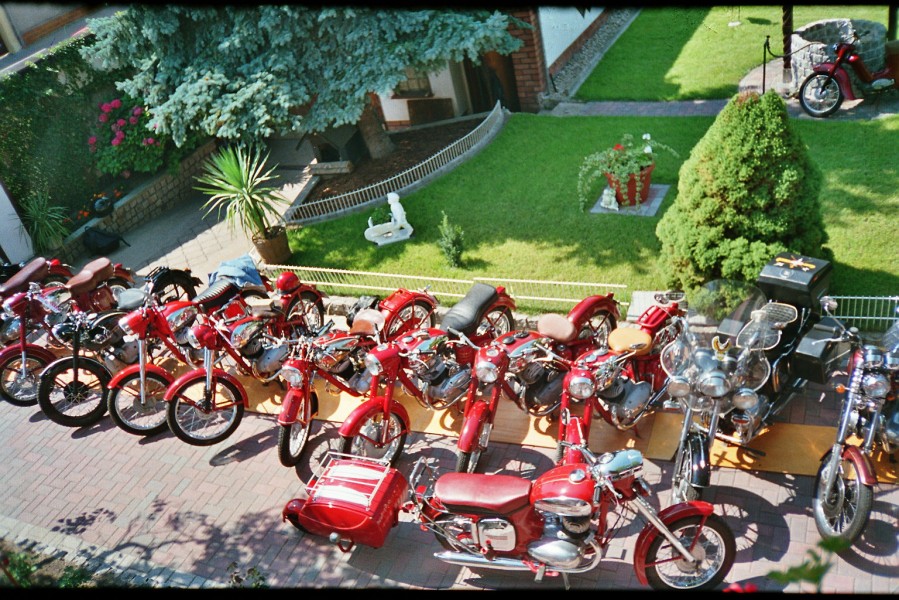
[655,91,827,290]
[88,94,167,177]
[437,211,464,268]
[19,186,71,254]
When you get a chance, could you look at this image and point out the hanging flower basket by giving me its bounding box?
[604,163,655,206]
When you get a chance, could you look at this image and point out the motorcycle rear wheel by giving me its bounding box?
[386,300,435,339]
[799,73,843,118]
[166,377,244,446]
[286,292,325,337]
[812,452,873,544]
[278,419,313,467]
[37,359,110,427]
[108,371,171,436]
[643,514,735,590]
[339,412,406,467]
[0,352,49,406]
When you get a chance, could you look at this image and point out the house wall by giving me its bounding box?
[0,2,91,50]
[539,7,604,69]
[379,61,469,130]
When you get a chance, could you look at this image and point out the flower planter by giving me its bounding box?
[604,163,655,206]
[253,225,293,265]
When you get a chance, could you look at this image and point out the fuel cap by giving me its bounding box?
[568,468,587,483]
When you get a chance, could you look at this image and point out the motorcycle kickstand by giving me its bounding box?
[561,572,570,590]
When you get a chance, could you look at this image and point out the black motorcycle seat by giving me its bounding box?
[117,288,149,311]
[66,257,114,295]
[433,472,532,516]
[440,283,499,336]
[193,279,240,311]
[0,257,49,297]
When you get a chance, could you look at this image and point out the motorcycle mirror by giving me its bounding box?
[820,296,838,314]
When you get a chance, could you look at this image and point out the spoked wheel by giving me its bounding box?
[812,452,874,544]
[37,359,110,427]
[339,411,406,467]
[165,377,245,446]
[277,418,314,467]
[798,73,843,118]
[107,277,133,307]
[386,300,435,339]
[643,514,736,590]
[671,439,704,504]
[475,307,514,339]
[0,353,50,406]
[151,271,199,304]
[580,308,617,349]
[107,371,171,436]
[286,292,325,337]
[455,421,492,473]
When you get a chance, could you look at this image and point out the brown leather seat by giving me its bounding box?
[66,257,114,296]
[537,312,578,344]
[349,308,386,338]
[608,326,652,356]
[0,257,49,297]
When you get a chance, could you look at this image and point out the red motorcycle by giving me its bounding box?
[282,441,736,590]
[337,282,516,466]
[798,31,899,118]
[0,256,73,292]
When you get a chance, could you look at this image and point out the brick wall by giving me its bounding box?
[508,8,547,113]
[57,140,217,263]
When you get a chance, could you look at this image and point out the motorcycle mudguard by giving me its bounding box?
[338,397,411,438]
[162,368,249,407]
[277,388,319,426]
[108,363,175,390]
[837,446,879,486]
[457,401,490,452]
[811,64,857,100]
[566,294,621,328]
[687,432,711,488]
[632,500,716,585]
[112,265,135,284]
[0,343,57,366]
[41,354,109,379]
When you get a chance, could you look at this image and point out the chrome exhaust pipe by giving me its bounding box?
[433,551,532,571]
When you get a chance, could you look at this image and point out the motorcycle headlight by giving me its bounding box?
[567,375,594,400]
[2,300,15,318]
[186,326,202,349]
[732,388,759,410]
[666,376,691,398]
[698,369,731,398]
[475,360,498,383]
[117,313,138,337]
[167,306,199,333]
[364,354,383,376]
[0,316,20,342]
[862,373,890,398]
[280,365,304,387]
[230,320,264,350]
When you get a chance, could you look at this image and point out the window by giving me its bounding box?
[393,67,432,98]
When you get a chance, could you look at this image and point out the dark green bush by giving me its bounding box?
[437,211,464,268]
[655,90,828,290]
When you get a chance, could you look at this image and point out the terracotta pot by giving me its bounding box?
[252,225,292,264]
[604,163,655,206]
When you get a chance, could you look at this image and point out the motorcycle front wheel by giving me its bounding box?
[339,412,406,467]
[812,451,874,544]
[455,421,492,473]
[166,377,245,446]
[108,371,171,436]
[643,514,736,590]
[0,352,50,406]
[277,418,313,467]
[798,73,843,118]
[671,437,704,504]
[37,359,110,427]
[475,307,514,338]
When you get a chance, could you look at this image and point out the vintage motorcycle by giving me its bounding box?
[282,438,736,590]
[798,30,899,118]
[0,256,73,292]
[338,282,516,466]
[344,286,439,339]
[811,299,899,544]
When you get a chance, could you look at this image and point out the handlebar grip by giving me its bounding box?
[447,327,461,337]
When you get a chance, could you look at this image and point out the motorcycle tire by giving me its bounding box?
[339,412,406,467]
[277,419,313,467]
[643,514,736,590]
[0,352,51,406]
[37,358,110,427]
[798,73,843,118]
[811,451,873,544]
[475,306,514,339]
[151,270,200,304]
[165,377,244,446]
[286,292,325,337]
[107,276,133,306]
[671,437,704,504]
[580,308,617,349]
[108,371,171,436]
[386,300,435,339]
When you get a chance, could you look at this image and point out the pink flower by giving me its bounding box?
[88,136,97,145]
[111,138,121,147]
[110,99,122,109]
[143,137,156,146]
[98,113,109,123]
[100,103,112,113]
[117,118,126,127]
[115,130,125,139]
[132,106,143,116]
[129,116,139,125]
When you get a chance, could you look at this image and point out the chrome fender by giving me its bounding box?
[632,500,716,585]
[338,396,410,438]
[108,363,174,390]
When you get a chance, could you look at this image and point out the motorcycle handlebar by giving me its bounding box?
[446,327,478,348]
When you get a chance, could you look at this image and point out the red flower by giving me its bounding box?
[98,113,109,123]
[88,136,97,145]
[132,106,143,116]
[111,138,121,147]
[129,116,139,125]
[110,98,122,109]
[100,102,112,113]
[613,144,624,151]
[724,582,758,593]
[117,118,127,127]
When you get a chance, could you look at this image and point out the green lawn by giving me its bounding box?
[291,111,899,301]
[575,6,891,101]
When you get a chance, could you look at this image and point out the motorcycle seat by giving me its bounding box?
[434,472,532,516]
[537,313,577,344]
[66,257,114,295]
[193,279,240,311]
[608,326,652,356]
[0,257,49,297]
[349,308,385,338]
[440,282,499,336]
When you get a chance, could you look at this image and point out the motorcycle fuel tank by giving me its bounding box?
[531,464,595,513]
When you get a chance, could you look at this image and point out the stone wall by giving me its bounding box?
[790,19,886,96]
[56,140,217,264]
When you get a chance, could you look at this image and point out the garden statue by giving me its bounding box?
[364,193,413,246]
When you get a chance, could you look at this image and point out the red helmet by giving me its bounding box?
[276,271,301,294]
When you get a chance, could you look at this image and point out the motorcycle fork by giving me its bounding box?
[137,339,148,403]
[632,495,703,565]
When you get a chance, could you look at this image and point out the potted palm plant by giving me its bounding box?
[194,143,292,264]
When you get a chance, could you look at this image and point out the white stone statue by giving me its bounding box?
[364,193,414,246]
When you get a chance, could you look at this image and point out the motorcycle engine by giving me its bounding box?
[522,368,564,415]
[423,358,471,408]
[527,514,592,569]
[472,518,517,552]
[597,379,652,429]
[0,315,18,344]
[253,344,289,378]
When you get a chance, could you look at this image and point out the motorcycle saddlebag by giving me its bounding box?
[756,253,832,317]
[792,316,850,384]
[286,454,409,549]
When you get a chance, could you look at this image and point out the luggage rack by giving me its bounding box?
[306,452,394,509]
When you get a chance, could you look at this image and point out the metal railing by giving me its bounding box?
[831,295,899,334]
[282,101,507,226]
